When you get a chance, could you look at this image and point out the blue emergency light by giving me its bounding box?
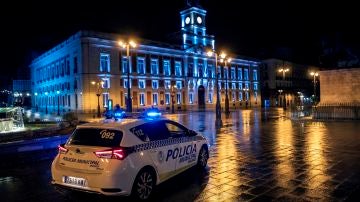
[143,108,162,119]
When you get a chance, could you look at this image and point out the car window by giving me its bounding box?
[130,121,170,141]
[67,128,123,147]
[164,121,188,138]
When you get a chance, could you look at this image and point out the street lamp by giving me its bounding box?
[279,68,290,80]
[219,53,232,115]
[44,92,48,114]
[91,80,104,118]
[56,90,60,116]
[278,67,289,110]
[207,50,222,127]
[118,39,137,113]
[310,71,319,105]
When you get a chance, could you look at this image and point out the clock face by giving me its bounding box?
[197,16,202,24]
[185,17,190,24]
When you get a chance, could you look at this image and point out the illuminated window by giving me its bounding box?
[239,82,243,90]
[102,78,110,88]
[238,68,242,80]
[224,69,228,79]
[231,67,236,79]
[137,58,145,74]
[100,53,110,72]
[163,60,171,76]
[139,93,145,106]
[253,69,258,80]
[208,93,213,103]
[165,80,171,89]
[244,68,249,80]
[176,81,182,89]
[198,63,203,77]
[151,59,159,74]
[176,93,181,104]
[152,80,159,89]
[254,83,258,90]
[165,93,170,104]
[139,80,145,89]
[207,64,213,78]
[152,93,158,105]
[232,83,236,90]
[103,93,109,107]
[245,83,249,89]
[175,61,182,76]
[124,79,131,88]
[122,57,131,73]
[189,93,193,104]
[239,92,243,101]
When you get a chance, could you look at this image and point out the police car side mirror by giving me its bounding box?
[188,129,197,136]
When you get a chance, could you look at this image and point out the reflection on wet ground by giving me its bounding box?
[1,109,360,201]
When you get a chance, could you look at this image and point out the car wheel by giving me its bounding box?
[132,168,155,200]
[197,146,208,169]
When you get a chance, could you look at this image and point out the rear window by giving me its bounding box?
[67,128,123,147]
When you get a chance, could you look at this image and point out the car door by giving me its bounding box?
[164,120,198,172]
[131,121,176,182]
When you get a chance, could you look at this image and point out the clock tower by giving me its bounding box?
[180,1,215,52]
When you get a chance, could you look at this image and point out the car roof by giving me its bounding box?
[76,117,170,132]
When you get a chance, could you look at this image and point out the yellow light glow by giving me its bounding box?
[91,81,96,85]
[129,40,137,48]
[206,51,214,57]
[227,58,232,63]
[220,52,226,59]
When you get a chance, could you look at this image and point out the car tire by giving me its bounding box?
[132,168,156,200]
[197,146,208,169]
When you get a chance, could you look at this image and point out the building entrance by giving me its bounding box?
[198,85,205,109]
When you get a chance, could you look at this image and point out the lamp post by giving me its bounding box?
[243,88,249,108]
[118,40,137,113]
[44,92,48,114]
[207,50,222,127]
[310,71,319,105]
[34,92,38,112]
[278,89,283,107]
[56,90,60,116]
[279,68,289,80]
[91,81,103,118]
[219,53,232,115]
[279,67,289,110]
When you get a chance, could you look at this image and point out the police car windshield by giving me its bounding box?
[67,128,123,147]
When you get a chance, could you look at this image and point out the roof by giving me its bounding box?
[76,117,169,131]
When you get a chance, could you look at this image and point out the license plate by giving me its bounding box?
[63,176,87,187]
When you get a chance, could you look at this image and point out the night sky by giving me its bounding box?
[1,0,359,87]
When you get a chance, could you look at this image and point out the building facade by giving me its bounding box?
[30,5,260,115]
[261,58,319,107]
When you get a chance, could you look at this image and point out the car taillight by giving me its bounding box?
[94,148,127,160]
[58,144,68,154]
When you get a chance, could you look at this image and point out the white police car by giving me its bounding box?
[51,112,209,200]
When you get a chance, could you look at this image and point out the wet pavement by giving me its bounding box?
[1,108,360,201]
